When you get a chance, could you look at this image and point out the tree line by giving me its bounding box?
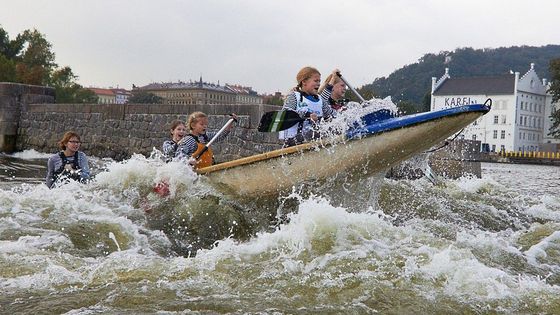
[0,26,97,103]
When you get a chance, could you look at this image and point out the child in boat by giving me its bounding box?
[178,111,237,168]
[162,120,187,162]
[319,72,348,112]
[46,131,91,188]
[280,66,338,147]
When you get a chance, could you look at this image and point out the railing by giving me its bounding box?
[498,151,560,159]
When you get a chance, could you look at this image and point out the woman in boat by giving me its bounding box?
[178,111,237,168]
[319,72,348,113]
[46,131,91,188]
[162,120,187,162]
[280,66,338,147]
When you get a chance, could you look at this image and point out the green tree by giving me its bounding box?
[1,26,96,103]
[548,58,560,138]
[421,91,432,112]
[0,27,24,59]
[397,100,421,115]
[50,67,98,103]
[129,91,164,104]
[14,29,57,85]
[0,27,22,82]
[0,53,16,81]
[351,87,377,102]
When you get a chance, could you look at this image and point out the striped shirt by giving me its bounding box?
[175,130,231,160]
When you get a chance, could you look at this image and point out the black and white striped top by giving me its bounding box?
[175,130,231,160]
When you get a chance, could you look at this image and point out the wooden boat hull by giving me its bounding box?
[197,104,490,197]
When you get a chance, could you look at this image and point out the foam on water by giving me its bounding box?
[4,149,52,160]
[1,152,560,312]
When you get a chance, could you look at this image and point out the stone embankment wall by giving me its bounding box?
[1,82,283,161]
[428,139,482,178]
[0,83,55,153]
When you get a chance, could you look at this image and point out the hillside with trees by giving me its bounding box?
[360,45,560,113]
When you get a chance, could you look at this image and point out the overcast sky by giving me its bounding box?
[1,0,559,94]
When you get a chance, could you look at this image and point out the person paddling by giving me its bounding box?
[319,72,348,113]
[280,66,338,147]
[178,111,238,168]
[45,131,90,188]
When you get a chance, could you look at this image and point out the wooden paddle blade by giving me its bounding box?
[258,110,303,132]
[192,144,213,169]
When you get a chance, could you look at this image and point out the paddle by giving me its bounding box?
[257,109,303,132]
[336,72,366,103]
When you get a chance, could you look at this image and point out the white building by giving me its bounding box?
[431,63,559,153]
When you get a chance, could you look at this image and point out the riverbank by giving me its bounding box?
[480,152,560,166]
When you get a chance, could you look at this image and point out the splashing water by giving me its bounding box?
[1,149,560,313]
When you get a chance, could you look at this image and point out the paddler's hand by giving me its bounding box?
[309,113,319,122]
[187,157,197,166]
[227,113,238,130]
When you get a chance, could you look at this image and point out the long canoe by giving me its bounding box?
[197,104,491,198]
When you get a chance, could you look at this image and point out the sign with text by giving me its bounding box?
[445,97,479,106]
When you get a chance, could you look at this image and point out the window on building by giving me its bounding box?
[493,130,498,139]
[501,115,506,124]
[501,130,505,139]
[492,144,496,152]
[500,145,505,152]
[524,116,527,126]
[520,101,524,110]
[493,115,499,124]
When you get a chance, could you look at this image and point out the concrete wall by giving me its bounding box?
[1,82,283,161]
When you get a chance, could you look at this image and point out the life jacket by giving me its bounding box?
[280,91,323,140]
[53,151,82,183]
[187,134,214,169]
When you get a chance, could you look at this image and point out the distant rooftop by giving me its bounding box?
[88,88,115,96]
[138,79,235,94]
[225,84,258,95]
[433,74,516,95]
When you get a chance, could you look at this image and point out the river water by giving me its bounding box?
[1,150,559,314]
